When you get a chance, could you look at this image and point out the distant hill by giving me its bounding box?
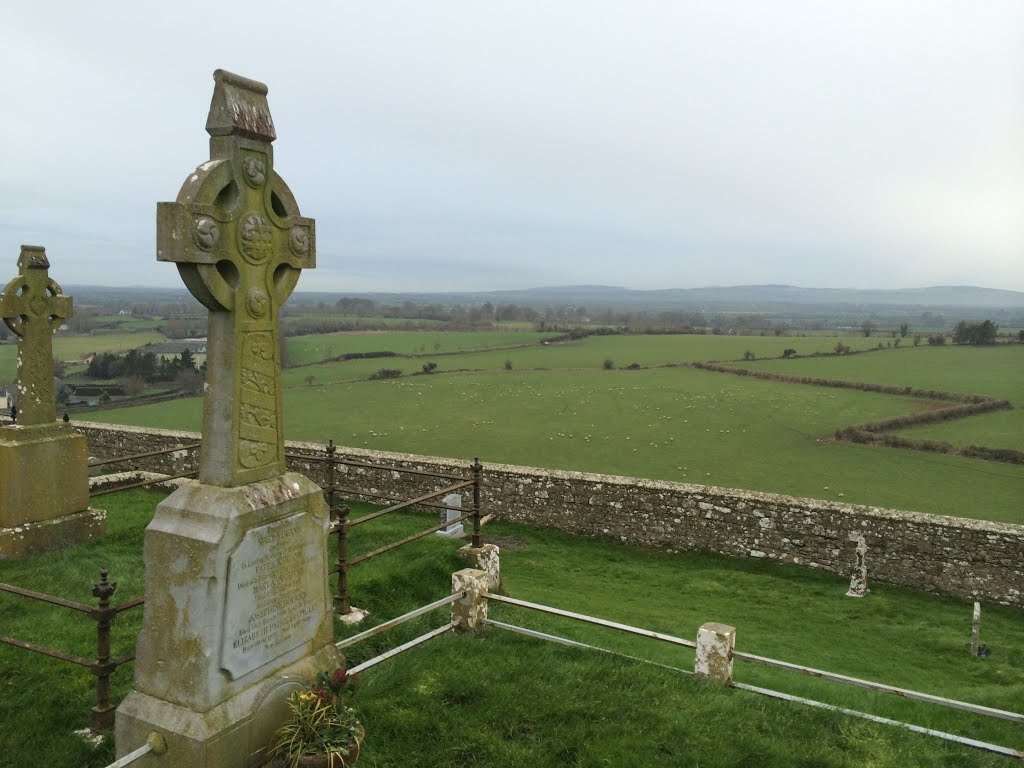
[66,283,1024,323]
[294,284,1024,312]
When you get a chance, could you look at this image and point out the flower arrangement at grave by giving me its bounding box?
[267,663,364,767]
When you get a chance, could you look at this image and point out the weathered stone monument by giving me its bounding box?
[0,246,104,557]
[115,70,339,767]
[845,532,869,598]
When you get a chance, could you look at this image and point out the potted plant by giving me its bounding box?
[267,664,364,767]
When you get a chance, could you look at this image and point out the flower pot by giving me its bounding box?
[289,731,364,767]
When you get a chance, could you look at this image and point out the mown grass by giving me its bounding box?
[3,491,1022,767]
[342,514,1024,766]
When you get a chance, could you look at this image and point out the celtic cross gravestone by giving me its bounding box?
[0,246,72,425]
[0,246,104,558]
[116,71,339,768]
[156,69,315,488]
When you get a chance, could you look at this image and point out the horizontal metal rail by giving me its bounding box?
[348,480,473,527]
[114,597,145,614]
[348,624,451,675]
[0,582,92,613]
[333,457,469,482]
[485,619,1023,760]
[348,511,476,566]
[111,651,137,667]
[89,443,200,468]
[102,743,151,768]
[732,681,1024,760]
[337,592,465,650]
[328,485,466,513]
[90,469,197,497]
[284,452,470,482]
[0,635,92,667]
[486,594,697,650]
[284,451,329,465]
[485,619,693,676]
[732,649,1024,724]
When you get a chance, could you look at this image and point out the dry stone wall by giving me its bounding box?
[74,421,1024,607]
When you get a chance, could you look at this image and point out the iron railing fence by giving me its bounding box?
[88,443,200,498]
[302,442,489,615]
[4,445,491,728]
[481,594,1024,760]
[0,570,143,733]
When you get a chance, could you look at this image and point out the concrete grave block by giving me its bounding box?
[459,542,500,591]
[695,622,735,684]
[452,568,489,634]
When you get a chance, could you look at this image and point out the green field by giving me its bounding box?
[82,362,1024,522]
[281,332,878,387]
[285,329,558,366]
[0,331,166,383]
[893,410,1024,452]
[738,345,1024,402]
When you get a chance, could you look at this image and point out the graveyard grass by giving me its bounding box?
[80,334,1024,523]
[2,490,1023,767]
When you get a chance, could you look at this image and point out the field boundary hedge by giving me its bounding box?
[690,361,1022,465]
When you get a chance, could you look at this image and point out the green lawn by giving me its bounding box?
[2,491,1021,767]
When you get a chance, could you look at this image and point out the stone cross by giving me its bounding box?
[0,246,72,426]
[157,70,315,487]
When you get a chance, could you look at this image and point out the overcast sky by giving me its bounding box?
[1,2,1022,294]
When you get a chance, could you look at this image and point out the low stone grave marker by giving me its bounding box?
[437,492,465,537]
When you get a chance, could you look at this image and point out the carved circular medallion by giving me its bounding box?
[289,226,309,257]
[242,156,267,188]
[245,287,269,318]
[238,213,274,265]
[192,217,220,251]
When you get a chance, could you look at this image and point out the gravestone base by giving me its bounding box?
[0,424,104,558]
[115,472,340,768]
[0,506,106,559]
[117,648,338,768]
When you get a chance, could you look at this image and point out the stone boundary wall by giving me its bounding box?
[73,420,1024,607]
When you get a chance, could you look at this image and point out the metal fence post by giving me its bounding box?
[90,569,118,732]
[325,439,337,513]
[471,457,483,548]
[335,505,351,615]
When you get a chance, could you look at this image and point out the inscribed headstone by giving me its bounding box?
[115,71,338,768]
